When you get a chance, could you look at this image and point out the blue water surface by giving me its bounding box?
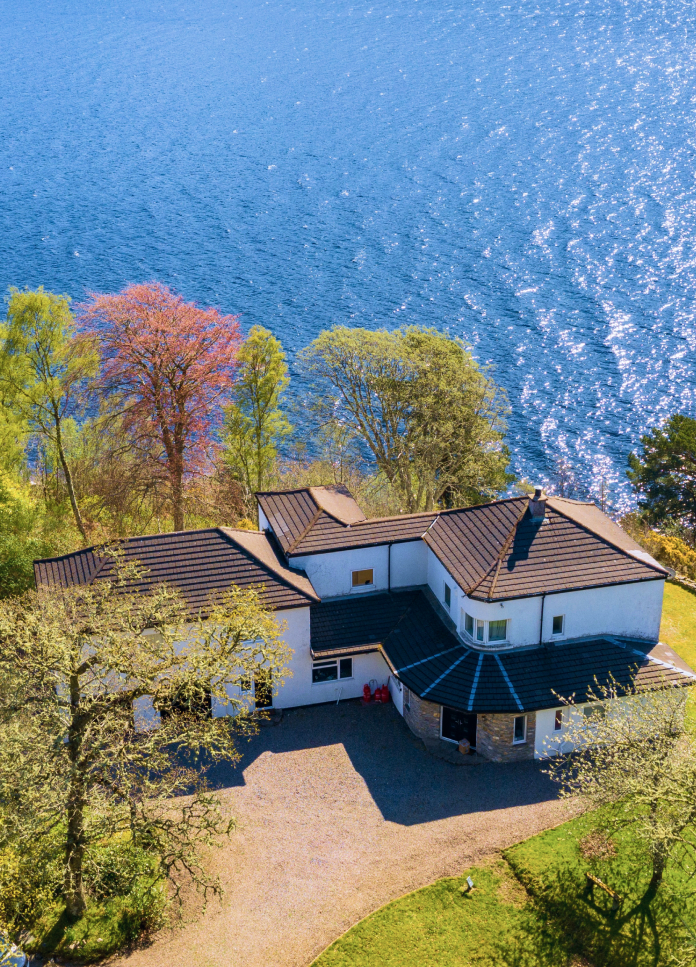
[2,0,696,508]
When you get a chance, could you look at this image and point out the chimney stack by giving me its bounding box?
[529,487,547,523]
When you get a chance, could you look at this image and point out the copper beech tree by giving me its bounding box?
[0,559,290,921]
[79,283,240,531]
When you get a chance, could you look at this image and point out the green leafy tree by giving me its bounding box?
[299,326,512,512]
[0,560,291,920]
[224,326,292,498]
[627,414,696,538]
[0,288,98,541]
[545,677,696,895]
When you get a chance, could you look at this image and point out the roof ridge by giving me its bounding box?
[285,506,326,553]
[438,495,527,518]
[546,499,668,576]
[466,502,529,598]
[218,527,319,601]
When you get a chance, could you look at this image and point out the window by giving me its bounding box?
[352,568,374,588]
[488,619,508,642]
[476,619,485,643]
[312,659,353,684]
[554,709,563,732]
[513,715,527,744]
[464,612,474,637]
[444,583,452,610]
[584,703,605,720]
[552,614,565,636]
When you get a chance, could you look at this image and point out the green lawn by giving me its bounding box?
[661,581,696,671]
[313,583,696,967]
[311,859,576,967]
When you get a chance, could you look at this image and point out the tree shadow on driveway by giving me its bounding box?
[205,699,559,827]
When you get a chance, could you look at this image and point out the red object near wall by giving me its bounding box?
[363,684,372,702]
[382,685,390,703]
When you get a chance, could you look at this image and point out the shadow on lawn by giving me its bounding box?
[204,699,559,827]
[505,863,696,967]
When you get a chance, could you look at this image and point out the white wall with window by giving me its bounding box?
[292,540,427,600]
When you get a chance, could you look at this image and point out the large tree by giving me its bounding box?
[299,326,512,512]
[79,283,240,531]
[0,287,97,540]
[546,678,696,895]
[627,414,696,538]
[224,325,292,500]
[0,559,290,920]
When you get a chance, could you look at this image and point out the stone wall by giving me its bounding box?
[476,712,536,762]
[403,688,441,744]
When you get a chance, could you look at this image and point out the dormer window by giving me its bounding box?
[444,583,452,610]
[351,568,374,588]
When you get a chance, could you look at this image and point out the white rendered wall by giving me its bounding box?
[292,540,426,600]
[213,606,392,712]
[534,693,673,759]
[258,506,270,531]
[427,546,664,646]
[389,673,404,714]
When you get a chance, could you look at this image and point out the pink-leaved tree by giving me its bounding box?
[79,283,241,531]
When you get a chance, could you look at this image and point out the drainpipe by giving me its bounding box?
[388,543,392,592]
[538,592,546,647]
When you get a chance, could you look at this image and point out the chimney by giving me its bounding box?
[529,487,547,523]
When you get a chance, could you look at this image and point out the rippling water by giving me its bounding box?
[2,0,696,508]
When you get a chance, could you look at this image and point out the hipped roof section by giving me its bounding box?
[424,495,668,601]
[256,485,437,556]
[34,527,318,614]
[257,485,667,599]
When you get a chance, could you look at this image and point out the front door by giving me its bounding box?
[441,706,476,747]
[255,671,273,709]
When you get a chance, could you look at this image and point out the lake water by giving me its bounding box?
[2,0,696,509]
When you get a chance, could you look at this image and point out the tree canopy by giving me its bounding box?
[299,326,513,512]
[545,677,696,894]
[0,560,290,920]
[0,287,98,540]
[224,325,292,500]
[627,414,696,538]
[79,283,241,531]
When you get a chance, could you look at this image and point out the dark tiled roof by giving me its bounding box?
[257,487,436,557]
[34,528,318,614]
[424,497,666,601]
[310,590,694,713]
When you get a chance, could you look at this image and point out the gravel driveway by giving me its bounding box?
[113,701,574,967]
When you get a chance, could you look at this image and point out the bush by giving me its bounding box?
[621,513,696,580]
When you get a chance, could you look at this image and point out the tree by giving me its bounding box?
[223,326,292,500]
[0,288,97,541]
[545,678,696,895]
[627,414,696,539]
[0,559,290,920]
[79,283,241,531]
[299,326,512,512]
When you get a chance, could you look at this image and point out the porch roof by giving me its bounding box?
[309,590,695,714]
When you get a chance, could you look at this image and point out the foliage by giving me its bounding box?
[299,325,513,512]
[627,414,696,537]
[78,283,241,531]
[545,677,696,893]
[622,513,696,581]
[224,325,292,503]
[0,287,98,539]
[0,559,291,920]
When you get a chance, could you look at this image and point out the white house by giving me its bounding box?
[35,485,696,761]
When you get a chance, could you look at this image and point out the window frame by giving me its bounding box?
[552,614,565,637]
[463,612,474,637]
[444,582,452,611]
[488,618,508,643]
[312,658,353,685]
[554,708,563,732]
[351,568,374,590]
[513,714,527,744]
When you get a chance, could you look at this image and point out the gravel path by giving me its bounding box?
[113,701,574,967]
